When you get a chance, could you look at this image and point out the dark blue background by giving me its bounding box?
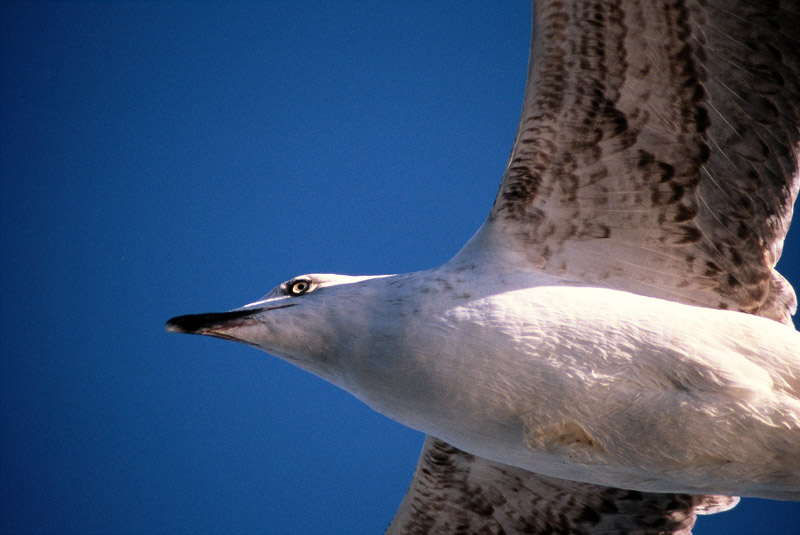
[2,2,798,533]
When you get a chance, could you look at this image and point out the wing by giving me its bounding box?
[387,437,738,535]
[390,1,800,532]
[478,0,800,324]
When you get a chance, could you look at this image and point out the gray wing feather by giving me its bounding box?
[485,0,800,324]
[387,438,738,535]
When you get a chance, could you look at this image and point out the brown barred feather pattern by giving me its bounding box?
[488,0,800,324]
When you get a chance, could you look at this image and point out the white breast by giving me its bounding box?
[350,281,800,500]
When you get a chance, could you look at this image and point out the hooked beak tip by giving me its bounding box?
[165,316,192,333]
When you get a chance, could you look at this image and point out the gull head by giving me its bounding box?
[165,273,393,384]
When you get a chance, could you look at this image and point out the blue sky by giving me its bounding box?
[2,1,799,534]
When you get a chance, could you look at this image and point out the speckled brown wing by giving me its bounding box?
[386,438,738,535]
[484,0,800,324]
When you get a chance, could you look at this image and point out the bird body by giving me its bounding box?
[167,0,800,531]
[171,243,800,500]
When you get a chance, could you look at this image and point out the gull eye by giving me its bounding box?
[287,278,312,296]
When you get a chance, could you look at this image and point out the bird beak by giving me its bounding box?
[165,308,264,335]
[165,303,297,339]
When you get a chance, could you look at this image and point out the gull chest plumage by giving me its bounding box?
[168,0,800,532]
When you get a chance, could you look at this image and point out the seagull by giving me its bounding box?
[167,0,800,533]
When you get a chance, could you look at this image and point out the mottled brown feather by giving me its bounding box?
[387,438,737,535]
[488,0,800,324]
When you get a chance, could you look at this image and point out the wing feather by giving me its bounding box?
[480,0,800,324]
[387,438,738,535]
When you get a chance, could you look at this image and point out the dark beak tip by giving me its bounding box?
[165,315,199,334]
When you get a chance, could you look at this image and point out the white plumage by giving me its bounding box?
[168,0,800,532]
